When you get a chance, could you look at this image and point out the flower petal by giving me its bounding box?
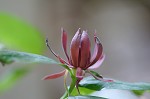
[42,70,66,80]
[88,54,105,69]
[46,37,69,65]
[57,55,69,65]
[90,36,103,66]
[70,28,81,67]
[61,28,69,61]
[79,31,91,68]
[46,38,58,57]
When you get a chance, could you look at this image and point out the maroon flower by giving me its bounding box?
[43,28,105,81]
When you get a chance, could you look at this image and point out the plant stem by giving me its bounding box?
[64,70,69,96]
[60,69,77,99]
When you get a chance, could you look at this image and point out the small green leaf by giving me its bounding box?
[0,67,30,93]
[79,76,150,91]
[132,90,145,96]
[0,50,58,65]
[68,95,107,99]
[71,87,95,96]
[88,70,103,78]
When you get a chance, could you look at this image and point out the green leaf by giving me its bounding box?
[71,87,95,96]
[0,50,58,65]
[132,90,145,96]
[88,70,103,78]
[0,12,45,54]
[79,76,150,91]
[0,67,30,93]
[68,95,107,99]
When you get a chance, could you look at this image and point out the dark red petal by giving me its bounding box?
[46,38,58,57]
[90,36,103,66]
[70,28,81,67]
[58,55,69,65]
[42,70,66,80]
[61,28,69,61]
[88,54,105,69]
[79,31,91,68]
[46,38,69,65]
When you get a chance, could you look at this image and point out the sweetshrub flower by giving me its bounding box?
[43,28,105,94]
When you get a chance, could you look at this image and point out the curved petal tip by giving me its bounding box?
[42,70,66,80]
[88,54,105,70]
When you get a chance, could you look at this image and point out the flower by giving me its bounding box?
[70,29,104,70]
[43,28,105,83]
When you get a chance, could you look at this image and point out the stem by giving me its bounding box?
[64,70,69,97]
[60,69,77,99]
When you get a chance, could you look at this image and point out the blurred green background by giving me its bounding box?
[0,0,150,99]
[0,13,45,53]
[0,12,45,96]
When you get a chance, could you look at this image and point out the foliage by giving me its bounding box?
[68,95,107,99]
[0,50,150,98]
[0,12,45,94]
[79,76,150,91]
[0,12,45,54]
[0,50,58,65]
